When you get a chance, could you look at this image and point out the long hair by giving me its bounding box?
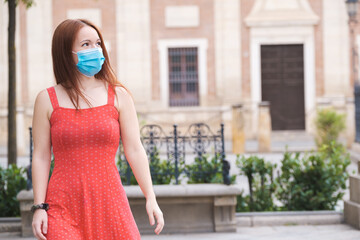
[51,19,132,110]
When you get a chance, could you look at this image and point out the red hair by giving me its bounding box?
[51,19,132,109]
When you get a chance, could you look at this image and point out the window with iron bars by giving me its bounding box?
[168,47,199,106]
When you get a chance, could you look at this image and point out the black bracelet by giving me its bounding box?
[31,203,49,213]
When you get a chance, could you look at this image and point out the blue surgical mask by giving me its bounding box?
[72,47,105,77]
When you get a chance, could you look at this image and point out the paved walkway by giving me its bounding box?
[144,225,360,240]
[1,225,360,240]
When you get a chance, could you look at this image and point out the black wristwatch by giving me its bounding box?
[31,203,49,213]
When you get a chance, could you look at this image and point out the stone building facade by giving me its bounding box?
[0,0,355,156]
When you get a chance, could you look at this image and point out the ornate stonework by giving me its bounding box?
[245,0,319,27]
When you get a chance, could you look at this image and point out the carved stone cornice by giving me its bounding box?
[245,0,319,27]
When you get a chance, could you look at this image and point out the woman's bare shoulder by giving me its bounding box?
[114,86,132,100]
[33,86,55,118]
[114,85,128,94]
[35,84,60,99]
[35,88,50,104]
[113,85,133,111]
[52,83,67,95]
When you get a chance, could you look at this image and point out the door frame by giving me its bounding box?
[250,26,316,132]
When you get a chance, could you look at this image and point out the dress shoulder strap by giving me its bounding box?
[107,83,115,106]
[46,86,60,110]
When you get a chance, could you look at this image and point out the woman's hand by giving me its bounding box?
[32,209,48,240]
[146,197,164,235]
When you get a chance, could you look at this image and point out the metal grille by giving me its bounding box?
[168,47,199,106]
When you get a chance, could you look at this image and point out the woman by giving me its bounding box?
[31,19,164,240]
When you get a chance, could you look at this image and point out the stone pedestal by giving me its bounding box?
[346,98,355,148]
[124,184,241,234]
[16,189,34,237]
[258,102,271,152]
[232,104,245,154]
[214,195,238,232]
[344,175,360,229]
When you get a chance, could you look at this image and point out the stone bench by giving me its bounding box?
[124,183,241,234]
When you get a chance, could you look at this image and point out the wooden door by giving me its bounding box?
[261,44,305,130]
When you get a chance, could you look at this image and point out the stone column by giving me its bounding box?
[258,102,271,152]
[16,189,34,237]
[232,104,245,154]
[346,98,355,148]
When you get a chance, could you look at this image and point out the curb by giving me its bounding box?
[236,210,344,227]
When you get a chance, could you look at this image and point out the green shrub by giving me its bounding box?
[236,192,248,212]
[186,153,221,183]
[117,146,177,185]
[117,154,138,185]
[49,156,55,181]
[117,146,236,185]
[148,148,179,184]
[276,142,350,211]
[186,153,236,184]
[314,108,346,147]
[236,155,277,211]
[0,164,27,217]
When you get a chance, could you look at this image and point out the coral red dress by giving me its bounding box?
[44,84,141,240]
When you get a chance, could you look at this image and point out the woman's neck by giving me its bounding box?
[78,76,104,92]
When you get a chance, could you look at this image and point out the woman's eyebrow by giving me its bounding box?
[80,38,101,43]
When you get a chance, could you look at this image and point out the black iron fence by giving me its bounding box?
[28,122,231,188]
[118,123,230,185]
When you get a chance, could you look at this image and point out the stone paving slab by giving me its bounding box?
[1,225,360,240]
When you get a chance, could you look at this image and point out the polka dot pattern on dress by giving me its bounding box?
[44,84,141,240]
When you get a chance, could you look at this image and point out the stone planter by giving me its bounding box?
[14,184,241,236]
[124,184,241,234]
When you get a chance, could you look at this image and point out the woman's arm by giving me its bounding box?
[115,86,164,235]
[32,89,52,204]
[31,89,52,240]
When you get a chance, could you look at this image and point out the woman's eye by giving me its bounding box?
[81,42,89,47]
[96,42,101,46]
